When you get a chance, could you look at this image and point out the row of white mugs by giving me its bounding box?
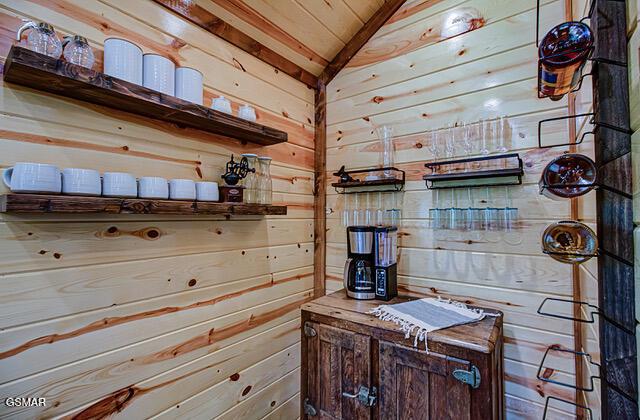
[3,162,219,201]
[104,38,256,121]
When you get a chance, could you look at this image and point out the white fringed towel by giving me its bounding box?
[369,297,487,350]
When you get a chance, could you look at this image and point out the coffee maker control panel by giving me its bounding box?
[376,269,387,295]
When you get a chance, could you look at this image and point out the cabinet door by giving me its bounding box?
[304,323,371,419]
[378,341,472,420]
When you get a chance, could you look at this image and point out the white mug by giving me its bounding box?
[238,104,257,122]
[139,177,169,199]
[102,172,137,198]
[104,38,143,85]
[62,168,101,196]
[169,179,196,200]
[3,162,61,194]
[175,67,203,105]
[143,54,175,95]
[196,181,219,202]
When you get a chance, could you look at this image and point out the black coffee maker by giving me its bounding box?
[344,226,397,301]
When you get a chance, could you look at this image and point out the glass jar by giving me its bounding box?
[241,153,258,204]
[63,35,95,69]
[16,21,62,59]
[257,156,272,205]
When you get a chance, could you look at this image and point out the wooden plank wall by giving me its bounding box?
[0,0,314,418]
[325,0,593,418]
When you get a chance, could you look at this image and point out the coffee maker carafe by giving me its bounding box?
[344,226,376,299]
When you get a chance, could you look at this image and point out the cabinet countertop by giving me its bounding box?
[302,291,503,354]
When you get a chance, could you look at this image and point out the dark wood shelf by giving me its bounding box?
[3,46,287,146]
[0,194,287,216]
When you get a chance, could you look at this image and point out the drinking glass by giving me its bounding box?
[375,192,384,226]
[462,122,474,171]
[479,119,490,155]
[342,194,351,227]
[496,116,508,153]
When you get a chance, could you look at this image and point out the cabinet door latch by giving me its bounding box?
[303,322,317,337]
[303,398,317,416]
[342,385,377,407]
[453,365,481,389]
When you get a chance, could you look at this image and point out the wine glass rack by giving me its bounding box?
[422,153,523,190]
[535,0,636,417]
[331,167,405,194]
[537,347,601,392]
[535,0,597,101]
[543,396,593,420]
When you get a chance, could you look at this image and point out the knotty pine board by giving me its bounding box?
[0,0,314,418]
[152,346,300,419]
[328,0,564,100]
[325,0,586,414]
[70,320,302,419]
[0,271,313,382]
[0,292,310,419]
[0,219,314,273]
[192,0,325,75]
[0,244,312,328]
[341,0,556,69]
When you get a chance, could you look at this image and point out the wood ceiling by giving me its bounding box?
[194,0,386,76]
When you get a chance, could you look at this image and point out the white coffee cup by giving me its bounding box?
[62,168,101,196]
[104,38,143,85]
[143,54,175,95]
[196,181,219,202]
[139,177,169,199]
[102,172,137,198]
[238,104,257,122]
[169,179,196,200]
[175,67,203,105]
[3,162,62,194]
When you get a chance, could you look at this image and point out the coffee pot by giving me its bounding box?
[16,20,62,59]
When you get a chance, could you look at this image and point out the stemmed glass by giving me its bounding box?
[479,119,490,155]
[427,129,442,163]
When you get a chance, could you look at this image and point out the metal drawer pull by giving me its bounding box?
[342,385,377,407]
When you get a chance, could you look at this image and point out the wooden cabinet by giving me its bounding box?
[301,292,504,420]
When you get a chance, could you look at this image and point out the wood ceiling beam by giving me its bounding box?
[319,0,406,85]
[152,0,318,88]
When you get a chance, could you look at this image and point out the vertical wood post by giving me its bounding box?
[314,81,327,298]
[592,0,638,417]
